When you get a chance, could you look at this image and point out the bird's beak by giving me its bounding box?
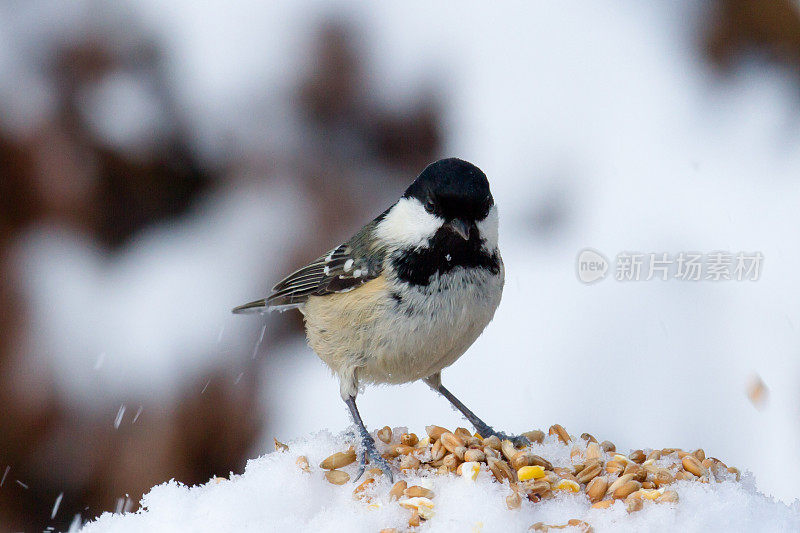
[447,219,472,241]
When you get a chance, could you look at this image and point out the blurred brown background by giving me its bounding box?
[1,1,800,531]
[0,8,442,531]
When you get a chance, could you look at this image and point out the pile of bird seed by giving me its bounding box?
[285,423,742,532]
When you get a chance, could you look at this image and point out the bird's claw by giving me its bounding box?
[352,436,394,483]
[501,433,531,447]
[480,427,531,447]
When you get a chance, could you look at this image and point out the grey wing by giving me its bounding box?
[264,221,386,310]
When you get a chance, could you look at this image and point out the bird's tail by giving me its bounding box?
[232,299,268,314]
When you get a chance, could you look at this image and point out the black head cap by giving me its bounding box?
[404,158,493,221]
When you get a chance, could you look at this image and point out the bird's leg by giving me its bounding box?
[425,375,529,446]
[344,395,394,482]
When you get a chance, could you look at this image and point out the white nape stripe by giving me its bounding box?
[375,197,443,249]
[477,204,499,251]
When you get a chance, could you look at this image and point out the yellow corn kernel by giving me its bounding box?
[639,489,663,500]
[461,461,481,481]
[553,479,581,492]
[517,465,546,481]
[398,497,435,520]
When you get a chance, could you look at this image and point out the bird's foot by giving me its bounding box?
[353,434,394,483]
[493,431,531,447]
[475,424,530,447]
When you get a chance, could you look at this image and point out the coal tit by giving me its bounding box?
[234,158,523,480]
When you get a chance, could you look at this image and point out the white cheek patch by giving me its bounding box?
[477,204,499,251]
[375,197,443,249]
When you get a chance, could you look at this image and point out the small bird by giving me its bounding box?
[234,158,524,480]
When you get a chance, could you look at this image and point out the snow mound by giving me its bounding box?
[82,426,800,532]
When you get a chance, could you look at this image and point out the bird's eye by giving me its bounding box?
[424,199,436,213]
